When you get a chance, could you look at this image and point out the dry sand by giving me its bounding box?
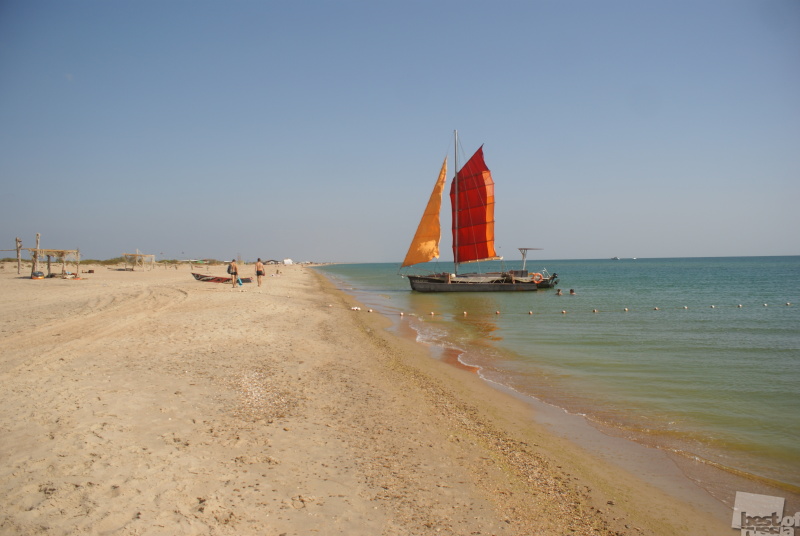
[0,262,730,535]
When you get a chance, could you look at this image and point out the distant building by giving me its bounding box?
[283,258,293,265]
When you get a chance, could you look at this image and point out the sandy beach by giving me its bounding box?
[0,262,730,535]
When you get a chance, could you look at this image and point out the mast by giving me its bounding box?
[453,130,459,276]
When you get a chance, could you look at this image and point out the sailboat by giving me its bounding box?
[401,132,558,292]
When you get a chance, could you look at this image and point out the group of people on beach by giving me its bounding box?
[227,258,268,288]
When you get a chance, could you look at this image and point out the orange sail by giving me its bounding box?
[401,157,448,267]
[450,146,499,264]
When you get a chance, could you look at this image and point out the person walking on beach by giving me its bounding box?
[255,258,265,287]
[228,259,238,289]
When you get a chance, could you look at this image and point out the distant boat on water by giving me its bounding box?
[401,131,558,292]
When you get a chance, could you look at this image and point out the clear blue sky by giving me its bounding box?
[2,1,798,263]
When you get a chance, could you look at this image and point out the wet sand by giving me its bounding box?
[0,262,729,535]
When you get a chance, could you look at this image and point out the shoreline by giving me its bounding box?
[315,265,800,520]
[456,333,800,512]
[310,267,740,530]
[1,262,730,534]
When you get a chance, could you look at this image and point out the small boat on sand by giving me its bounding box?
[191,273,252,284]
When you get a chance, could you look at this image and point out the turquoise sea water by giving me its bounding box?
[316,256,800,490]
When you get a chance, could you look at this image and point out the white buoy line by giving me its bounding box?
[333,301,792,317]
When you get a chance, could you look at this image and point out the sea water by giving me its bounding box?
[316,257,800,491]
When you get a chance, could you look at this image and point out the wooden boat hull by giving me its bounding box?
[191,272,252,284]
[407,274,557,292]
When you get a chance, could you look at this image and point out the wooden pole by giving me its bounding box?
[33,233,41,276]
[16,237,22,274]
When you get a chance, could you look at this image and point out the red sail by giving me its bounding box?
[450,146,499,264]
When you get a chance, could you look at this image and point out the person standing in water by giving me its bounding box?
[228,259,238,289]
[255,258,265,287]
